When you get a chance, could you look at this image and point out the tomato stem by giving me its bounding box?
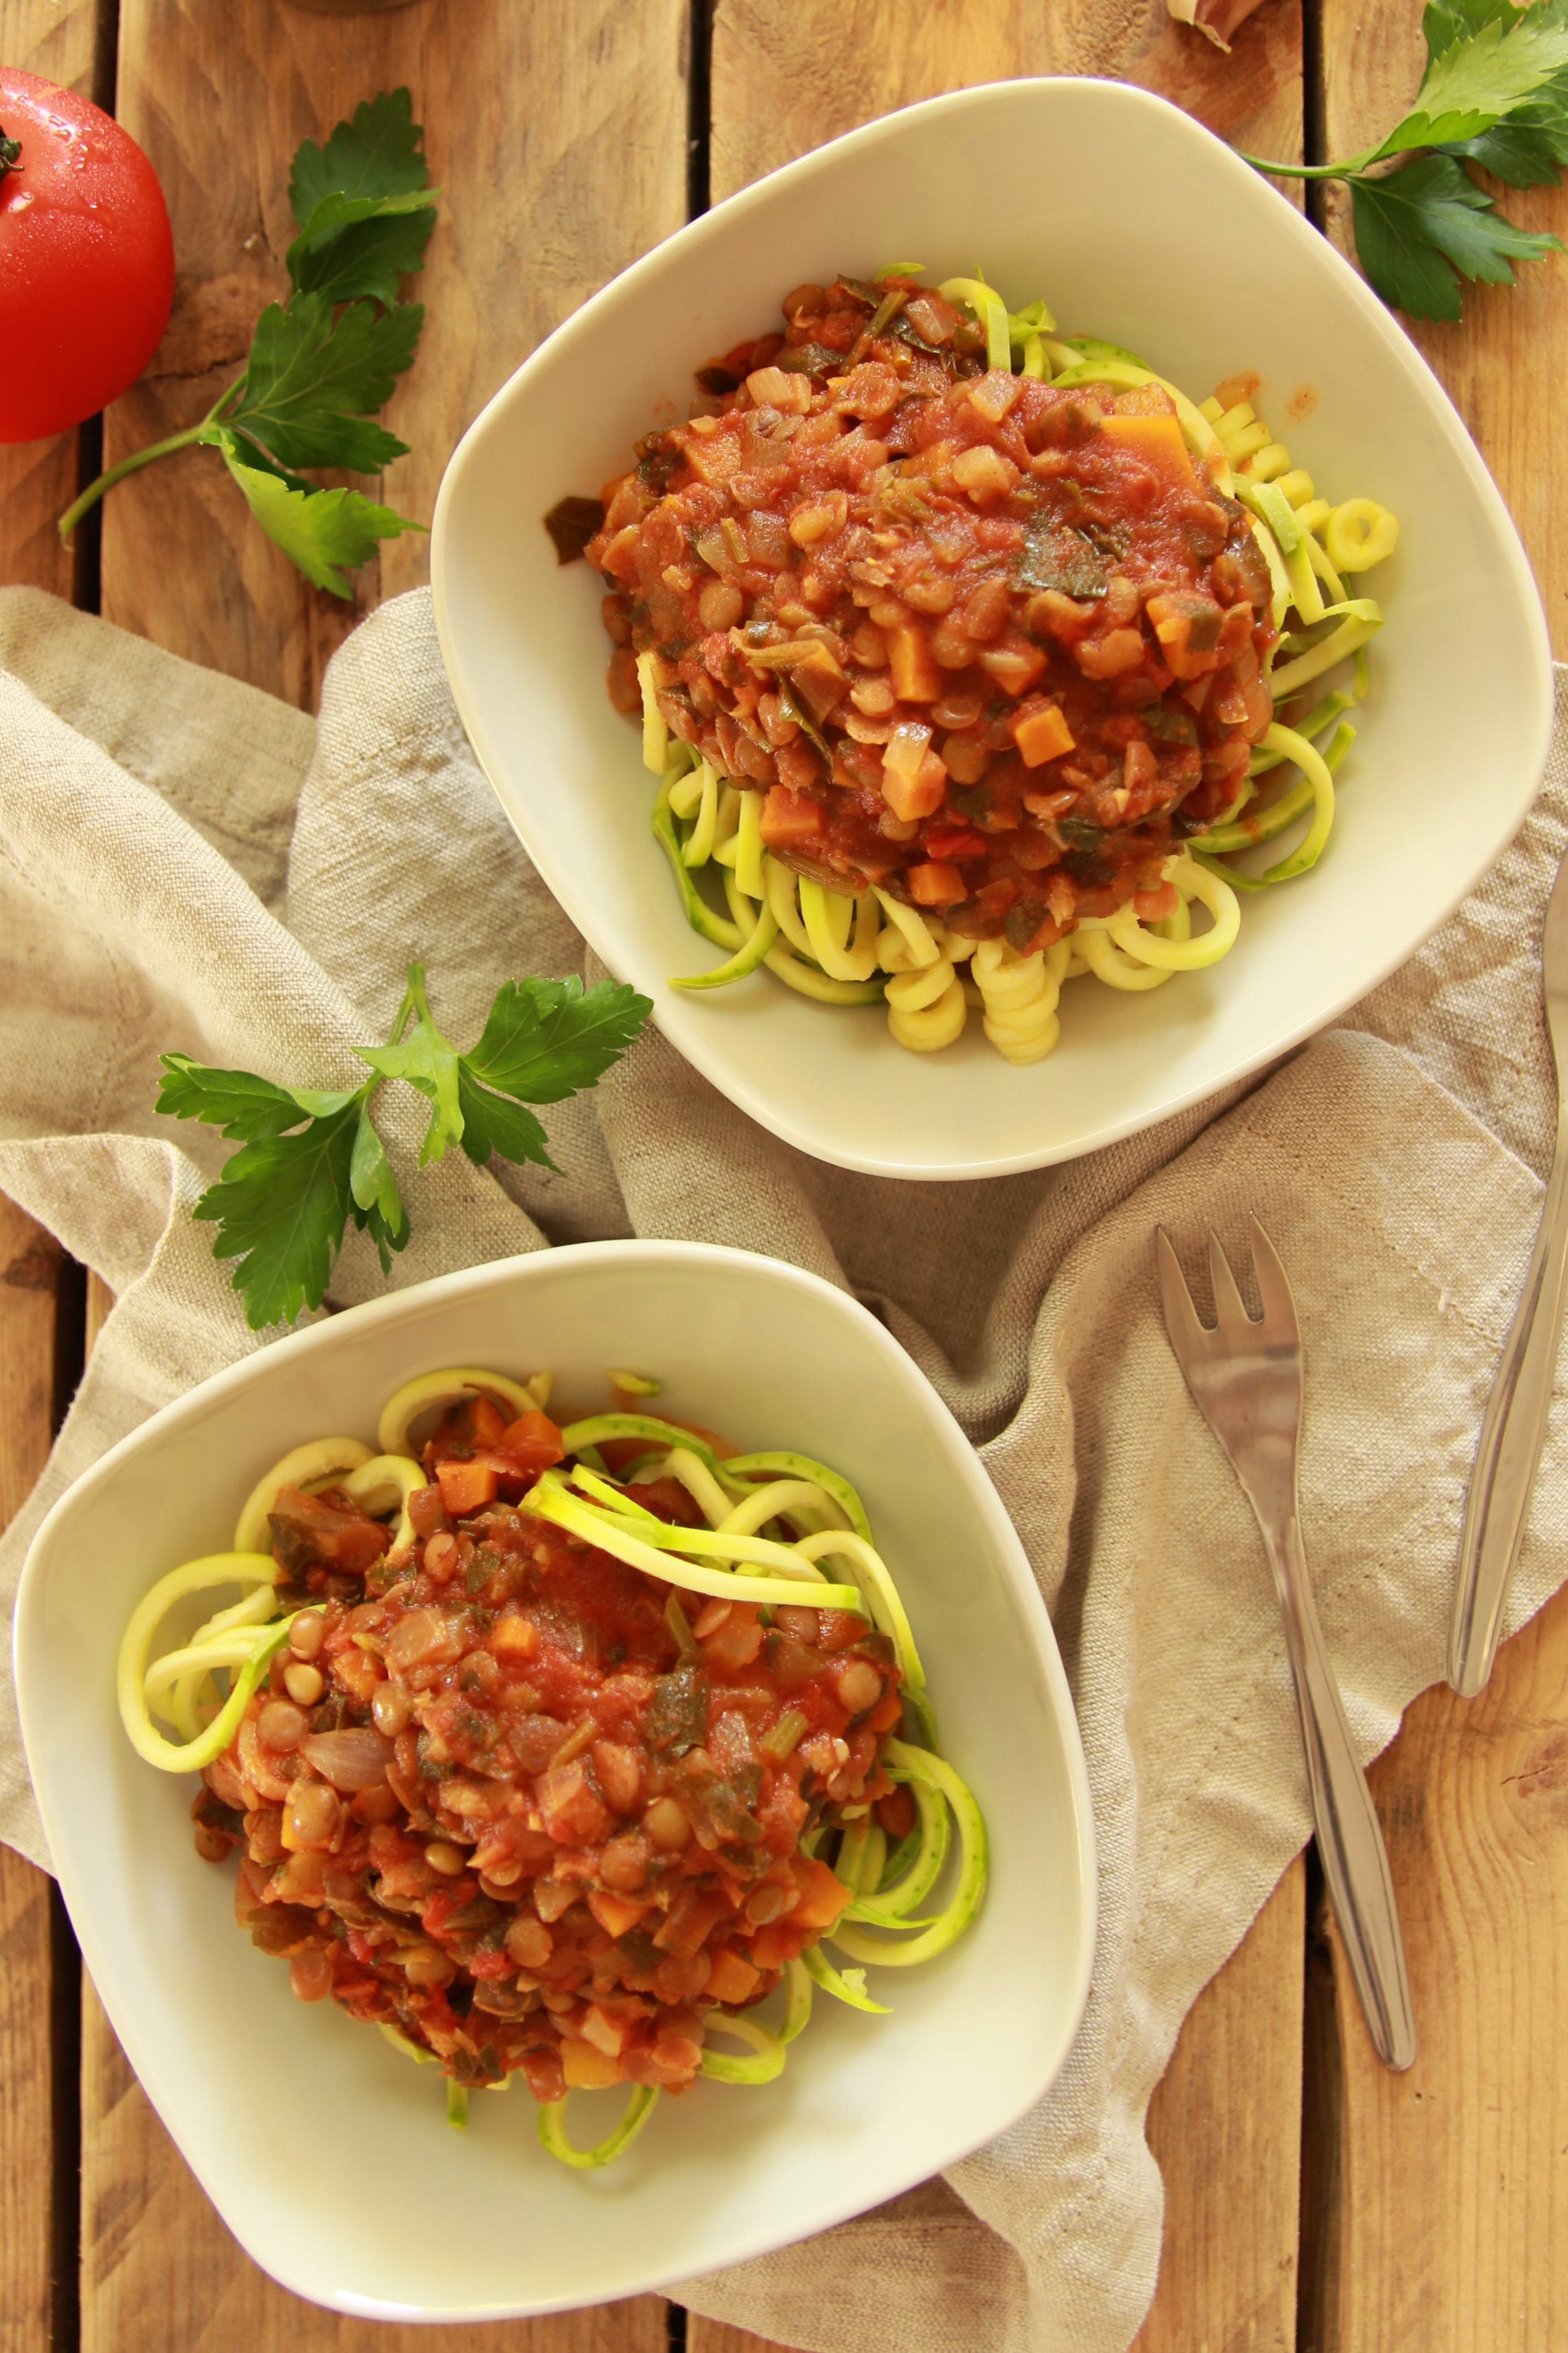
[56,374,247,541]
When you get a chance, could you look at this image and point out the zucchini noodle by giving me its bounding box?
[635,275,1397,1066]
[118,1367,987,2172]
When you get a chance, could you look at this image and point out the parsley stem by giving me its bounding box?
[57,425,209,539]
[1234,146,1385,181]
[57,373,248,542]
[405,961,437,1034]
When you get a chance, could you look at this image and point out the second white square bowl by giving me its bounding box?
[17,1243,1095,2320]
[433,77,1552,1178]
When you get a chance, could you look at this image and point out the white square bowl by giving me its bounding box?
[15,1242,1094,2321]
[432,76,1553,1180]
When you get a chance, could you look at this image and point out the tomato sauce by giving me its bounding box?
[582,274,1276,950]
[196,1396,902,2101]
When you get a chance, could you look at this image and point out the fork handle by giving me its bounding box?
[1448,1110,1568,1698]
[1267,1515,1417,2071]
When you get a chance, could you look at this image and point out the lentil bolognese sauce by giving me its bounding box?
[119,1368,984,2170]
[555,268,1398,1062]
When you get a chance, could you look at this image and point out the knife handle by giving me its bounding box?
[1449,1112,1568,1698]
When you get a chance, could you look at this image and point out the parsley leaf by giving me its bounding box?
[213,439,426,597]
[287,189,437,308]
[1352,155,1562,318]
[1378,6,1568,150]
[159,962,651,1327]
[190,1103,361,1331]
[453,1075,555,1174]
[465,977,654,1108]
[207,295,422,475]
[349,1106,410,1274]
[1444,103,1568,180]
[156,1055,360,1138]
[1424,0,1514,49]
[357,965,652,1170]
[59,87,436,590]
[290,86,430,215]
[287,88,437,309]
[357,1009,465,1166]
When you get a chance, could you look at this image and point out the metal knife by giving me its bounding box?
[1449,837,1568,1696]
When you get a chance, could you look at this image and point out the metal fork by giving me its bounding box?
[1156,1215,1416,2072]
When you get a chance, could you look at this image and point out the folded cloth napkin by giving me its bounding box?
[2,580,1565,2353]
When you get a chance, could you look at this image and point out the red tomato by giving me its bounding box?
[0,69,174,443]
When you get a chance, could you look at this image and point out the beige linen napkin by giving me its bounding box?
[2,580,1565,2353]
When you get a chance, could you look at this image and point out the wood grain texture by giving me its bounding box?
[0,0,101,597]
[687,2324,790,2353]
[1300,1587,1568,2353]
[1319,0,1568,658]
[1133,1855,1306,2353]
[0,1195,67,2353]
[711,0,1303,205]
[81,1979,667,2353]
[102,0,690,704]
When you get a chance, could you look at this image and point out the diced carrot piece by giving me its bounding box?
[436,1458,500,1514]
[500,1410,565,1474]
[490,1608,540,1660]
[760,785,826,846]
[1100,410,1196,485]
[787,1857,854,1932]
[865,1687,904,1735]
[468,1394,510,1447]
[1144,591,1224,681]
[561,2037,622,2090]
[906,860,968,908]
[1011,701,1076,767]
[587,1890,652,1940]
[706,1948,763,2006]
[882,755,947,821]
[922,828,988,861]
[888,625,942,703]
[747,1922,794,1974]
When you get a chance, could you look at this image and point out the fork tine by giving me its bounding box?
[1247,1213,1300,1342]
[1207,1227,1256,1333]
[1155,1226,1213,1365]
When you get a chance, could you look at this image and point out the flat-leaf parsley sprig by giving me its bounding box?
[59,88,437,595]
[1237,0,1568,321]
[157,964,651,1331]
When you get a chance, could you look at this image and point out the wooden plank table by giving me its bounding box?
[2,1,1565,2345]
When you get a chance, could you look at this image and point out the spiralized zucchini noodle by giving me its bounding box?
[119,1368,985,2170]
[579,270,1397,1066]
